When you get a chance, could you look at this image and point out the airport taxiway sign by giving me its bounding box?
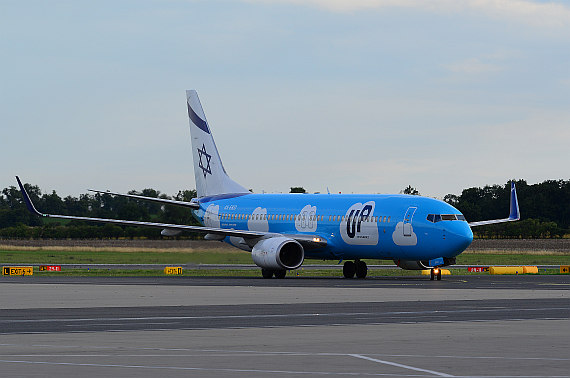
[3,266,33,276]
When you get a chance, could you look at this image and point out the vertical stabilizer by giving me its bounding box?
[186,90,249,198]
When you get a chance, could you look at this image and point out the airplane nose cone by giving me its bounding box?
[447,223,473,254]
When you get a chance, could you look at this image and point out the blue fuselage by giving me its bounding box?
[194,193,473,262]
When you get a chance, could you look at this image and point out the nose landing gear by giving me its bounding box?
[430,268,442,281]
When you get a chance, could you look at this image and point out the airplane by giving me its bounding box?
[16,90,520,280]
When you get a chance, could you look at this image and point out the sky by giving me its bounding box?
[1,0,569,199]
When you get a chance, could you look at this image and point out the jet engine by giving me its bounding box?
[251,236,304,270]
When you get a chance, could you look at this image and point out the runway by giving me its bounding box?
[0,275,569,377]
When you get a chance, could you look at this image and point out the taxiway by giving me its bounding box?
[0,275,568,377]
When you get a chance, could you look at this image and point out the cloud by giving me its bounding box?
[248,0,570,28]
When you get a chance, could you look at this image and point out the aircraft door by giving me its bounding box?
[402,207,417,237]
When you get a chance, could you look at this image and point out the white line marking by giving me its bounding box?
[1,307,566,324]
[349,354,454,377]
[0,359,430,376]
[1,343,569,362]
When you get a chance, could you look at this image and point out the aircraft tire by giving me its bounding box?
[355,260,368,279]
[274,270,287,279]
[437,269,442,281]
[261,268,274,279]
[430,269,435,280]
[343,261,356,279]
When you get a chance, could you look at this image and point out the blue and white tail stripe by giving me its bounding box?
[187,93,210,134]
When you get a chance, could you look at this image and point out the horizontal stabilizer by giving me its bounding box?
[88,189,200,209]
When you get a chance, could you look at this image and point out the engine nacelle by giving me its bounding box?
[251,236,304,270]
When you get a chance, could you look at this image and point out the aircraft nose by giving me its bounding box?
[447,222,473,253]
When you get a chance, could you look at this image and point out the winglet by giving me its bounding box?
[509,181,520,221]
[468,180,521,227]
[15,176,44,217]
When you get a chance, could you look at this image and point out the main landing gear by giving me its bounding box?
[261,268,287,279]
[430,268,442,281]
[343,260,368,279]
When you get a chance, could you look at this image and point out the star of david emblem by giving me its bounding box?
[197,143,212,178]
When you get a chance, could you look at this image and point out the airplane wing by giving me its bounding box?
[468,182,520,227]
[16,177,327,248]
[88,189,200,209]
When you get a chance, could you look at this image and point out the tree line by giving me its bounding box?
[443,179,569,238]
[0,179,568,239]
[0,184,199,239]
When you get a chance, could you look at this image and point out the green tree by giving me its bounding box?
[402,185,420,195]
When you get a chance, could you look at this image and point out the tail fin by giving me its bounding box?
[186,90,249,198]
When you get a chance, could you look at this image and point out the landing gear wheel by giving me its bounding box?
[437,269,442,281]
[261,269,274,279]
[430,269,435,281]
[343,261,356,278]
[355,260,368,279]
[274,270,287,279]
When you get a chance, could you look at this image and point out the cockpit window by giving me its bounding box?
[426,214,466,223]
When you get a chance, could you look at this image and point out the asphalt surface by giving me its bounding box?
[1,298,568,334]
[0,275,568,377]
